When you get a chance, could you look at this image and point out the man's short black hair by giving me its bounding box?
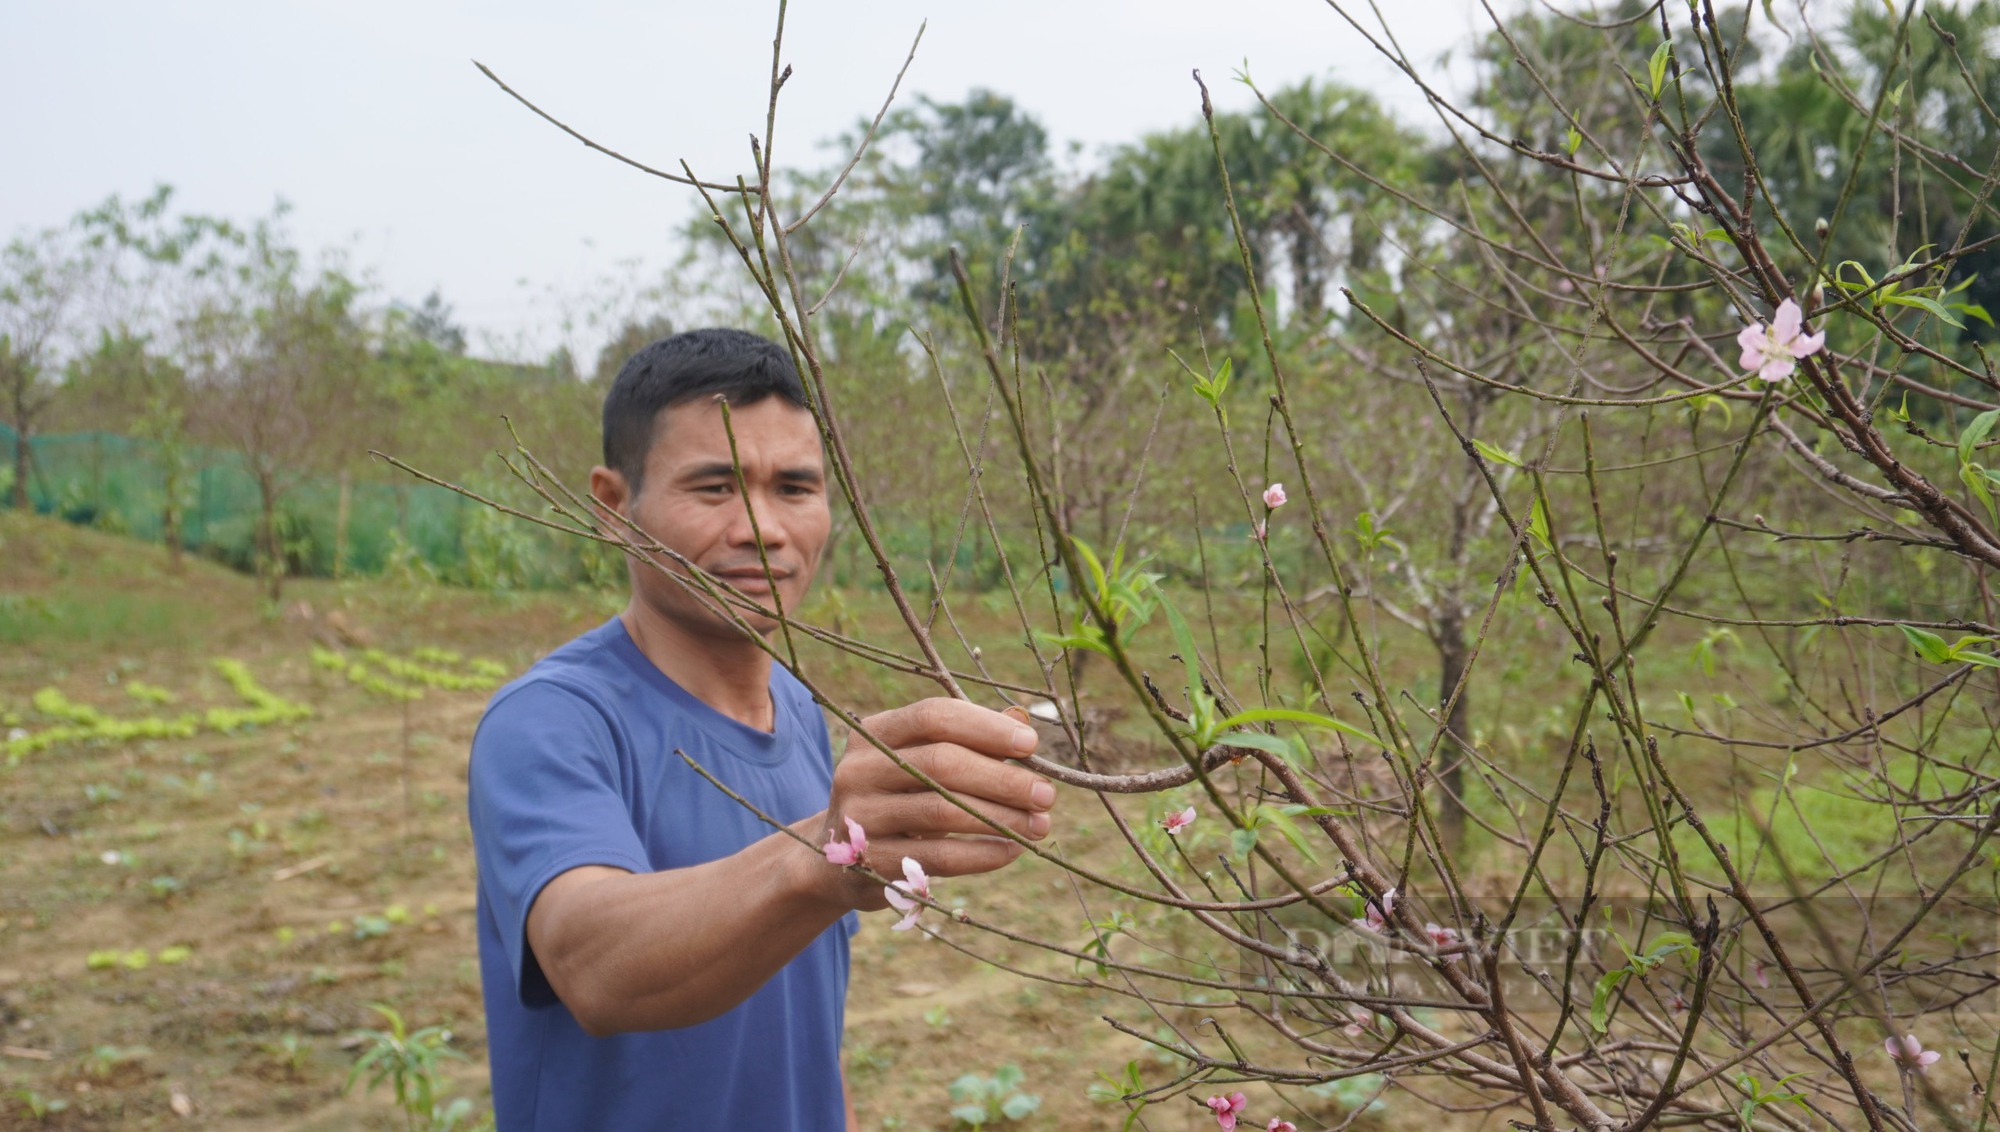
[601,327,811,490]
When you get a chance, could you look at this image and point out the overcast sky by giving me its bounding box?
[3,1,1485,360]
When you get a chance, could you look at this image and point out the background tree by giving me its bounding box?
[178,209,373,599]
[0,222,102,510]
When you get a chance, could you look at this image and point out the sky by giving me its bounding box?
[3,1,1485,361]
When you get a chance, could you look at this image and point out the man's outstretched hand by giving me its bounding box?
[525,697,1058,1034]
[820,698,1056,909]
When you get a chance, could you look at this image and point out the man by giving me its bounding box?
[467,328,1056,1129]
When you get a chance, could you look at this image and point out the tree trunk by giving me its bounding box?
[10,429,28,511]
[162,462,184,574]
[163,503,183,573]
[1434,603,1473,845]
[333,470,352,581]
[256,473,283,602]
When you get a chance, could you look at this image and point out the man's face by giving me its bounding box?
[606,396,829,641]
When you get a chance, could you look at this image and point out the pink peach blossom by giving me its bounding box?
[1267,1120,1297,1132]
[1262,483,1287,509]
[822,816,868,866]
[1352,887,1395,934]
[1886,1034,1942,1072]
[883,856,932,932]
[1162,806,1197,835]
[1737,298,1825,383]
[1205,1091,1249,1129]
[1425,922,1462,960]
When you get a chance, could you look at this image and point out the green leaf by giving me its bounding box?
[1687,393,1734,428]
[1249,803,1320,862]
[1472,438,1522,467]
[1589,969,1627,1033]
[1563,126,1582,156]
[1155,587,1215,747]
[1962,464,1998,526]
[1899,623,1953,664]
[1071,537,1109,604]
[1033,628,1111,657]
[1229,827,1258,859]
[1639,931,1696,965]
[1885,292,1967,328]
[1157,590,1200,691]
[1958,410,2000,467]
[1191,358,1234,406]
[950,1103,990,1126]
[1648,40,1672,98]
[1001,1093,1042,1120]
[1528,496,1551,549]
[1213,729,1306,765]
[1215,706,1382,748]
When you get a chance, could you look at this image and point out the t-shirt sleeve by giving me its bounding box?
[468,680,651,1008]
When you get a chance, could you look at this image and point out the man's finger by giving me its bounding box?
[860,836,1025,888]
[856,790,1050,842]
[850,698,1038,761]
[843,741,1055,814]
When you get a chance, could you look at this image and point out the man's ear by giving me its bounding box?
[588,466,630,519]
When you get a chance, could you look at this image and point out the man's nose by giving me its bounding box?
[728,488,788,550]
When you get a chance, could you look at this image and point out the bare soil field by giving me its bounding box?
[0,511,1294,1131]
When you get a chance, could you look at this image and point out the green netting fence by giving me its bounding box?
[0,422,617,589]
[0,424,1274,594]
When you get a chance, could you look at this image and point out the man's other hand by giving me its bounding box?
[822,698,1055,907]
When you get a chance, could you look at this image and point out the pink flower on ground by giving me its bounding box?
[822,816,868,866]
[1204,1092,1249,1129]
[1737,298,1825,383]
[1262,483,1287,509]
[883,857,932,932]
[1352,887,1395,934]
[1267,1120,1297,1132]
[1161,806,1197,836]
[1886,1034,1942,1072]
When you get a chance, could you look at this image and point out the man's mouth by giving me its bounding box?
[710,566,791,588]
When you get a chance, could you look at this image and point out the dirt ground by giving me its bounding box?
[1,511,1361,1131]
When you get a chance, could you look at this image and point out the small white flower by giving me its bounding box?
[883,857,932,932]
[5,727,26,743]
[1737,298,1826,383]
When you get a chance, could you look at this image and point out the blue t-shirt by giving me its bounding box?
[468,618,853,1130]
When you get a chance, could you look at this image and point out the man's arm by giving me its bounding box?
[525,698,1053,1036]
